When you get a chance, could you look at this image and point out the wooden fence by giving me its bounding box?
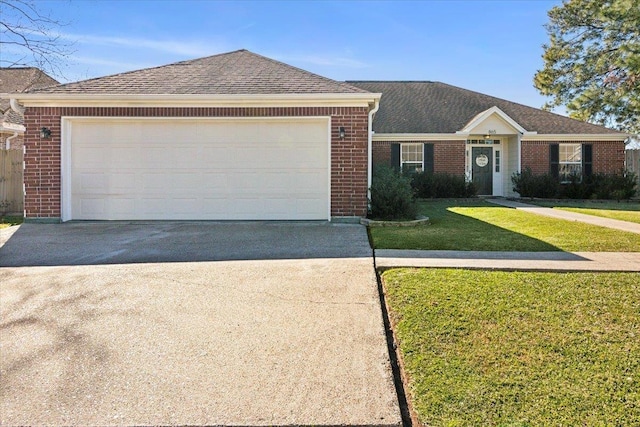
[0,149,24,216]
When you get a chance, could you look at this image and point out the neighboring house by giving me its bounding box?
[4,50,628,222]
[348,81,628,196]
[0,68,59,149]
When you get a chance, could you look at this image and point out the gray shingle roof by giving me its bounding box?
[28,50,369,95]
[348,81,623,135]
[1,68,59,126]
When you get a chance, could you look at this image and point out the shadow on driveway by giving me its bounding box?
[0,222,373,267]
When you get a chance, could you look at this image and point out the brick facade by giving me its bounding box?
[23,106,370,220]
[372,140,466,174]
[521,140,626,175]
[520,141,550,175]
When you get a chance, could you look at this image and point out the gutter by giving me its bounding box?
[9,98,25,115]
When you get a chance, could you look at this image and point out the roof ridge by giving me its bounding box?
[431,81,624,133]
[240,50,370,93]
[28,50,251,93]
[346,80,437,83]
[28,49,369,94]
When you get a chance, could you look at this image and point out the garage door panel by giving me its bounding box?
[69,118,329,220]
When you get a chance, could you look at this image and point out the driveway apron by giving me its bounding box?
[0,222,401,426]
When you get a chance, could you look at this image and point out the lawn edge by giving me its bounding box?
[376,266,420,426]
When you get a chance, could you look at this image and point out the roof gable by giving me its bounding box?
[459,106,530,135]
[348,81,624,135]
[27,50,369,95]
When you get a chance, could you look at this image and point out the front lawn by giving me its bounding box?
[529,200,640,224]
[383,269,640,426]
[0,216,23,229]
[370,200,640,251]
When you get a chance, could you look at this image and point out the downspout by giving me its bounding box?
[8,100,26,150]
[10,98,25,115]
[367,98,380,205]
[5,131,19,149]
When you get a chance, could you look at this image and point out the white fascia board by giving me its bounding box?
[460,106,528,134]
[374,133,467,141]
[8,92,382,108]
[522,134,629,142]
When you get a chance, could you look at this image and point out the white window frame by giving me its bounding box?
[400,143,424,173]
[559,143,582,182]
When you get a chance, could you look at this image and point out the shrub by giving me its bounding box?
[511,168,560,198]
[411,172,477,198]
[588,171,637,200]
[512,169,638,200]
[369,165,417,220]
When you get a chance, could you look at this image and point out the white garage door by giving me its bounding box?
[64,118,330,221]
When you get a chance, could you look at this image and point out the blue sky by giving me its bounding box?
[13,0,561,111]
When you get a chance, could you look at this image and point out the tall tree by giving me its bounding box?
[534,0,640,134]
[0,0,73,77]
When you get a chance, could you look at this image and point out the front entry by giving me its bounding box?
[472,147,493,195]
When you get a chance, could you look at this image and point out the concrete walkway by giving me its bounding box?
[487,198,640,234]
[376,250,640,272]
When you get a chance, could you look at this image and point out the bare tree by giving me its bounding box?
[0,0,73,77]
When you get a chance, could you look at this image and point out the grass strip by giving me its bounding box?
[383,269,640,426]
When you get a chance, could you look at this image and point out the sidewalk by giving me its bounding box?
[375,250,640,272]
[486,198,640,234]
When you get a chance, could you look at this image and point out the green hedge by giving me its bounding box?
[410,172,477,198]
[512,168,637,199]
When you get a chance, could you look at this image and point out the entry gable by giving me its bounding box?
[457,106,533,136]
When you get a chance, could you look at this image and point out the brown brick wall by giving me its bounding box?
[372,140,466,174]
[521,140,626,175]
[521,141,550,175]
[593,141,626,174]
[434,141,465,174]
[23,106,370,219]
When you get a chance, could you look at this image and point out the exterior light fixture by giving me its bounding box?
[40,127,52,138]
[338,126,346,139]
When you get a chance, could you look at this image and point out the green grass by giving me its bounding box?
[370,200,640,251]
[383,269,640,426]
[0,216,23,229]
[530,200,640,224]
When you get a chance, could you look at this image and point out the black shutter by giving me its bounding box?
[391,143,400,171]
[582,144,593,177]
[549,143,559,178]
[423,143,434,173]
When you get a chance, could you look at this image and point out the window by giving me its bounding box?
[401,143,423,173]
[495,150,500,173]
[559,143,582,182]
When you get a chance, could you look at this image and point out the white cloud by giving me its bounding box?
[272,53,369,69]
[54,31,223,57]
[70,55,154,71]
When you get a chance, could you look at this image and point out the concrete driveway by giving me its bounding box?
[0,222,400,426]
